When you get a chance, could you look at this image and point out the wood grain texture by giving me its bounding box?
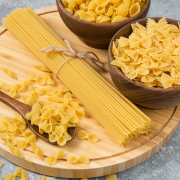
[108,17,180,110]
[56,0,151,49]
[0,7,179,178]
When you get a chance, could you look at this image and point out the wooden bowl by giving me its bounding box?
[108,17,180,110]
[56,0,151,49]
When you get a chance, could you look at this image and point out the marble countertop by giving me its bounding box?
[0,0,180,179]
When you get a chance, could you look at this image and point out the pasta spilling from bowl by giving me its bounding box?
[62,0,146,23]
[111,18,180,89]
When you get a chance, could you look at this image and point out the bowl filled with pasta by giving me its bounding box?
[108,17,180,109]
[56,0,151,49]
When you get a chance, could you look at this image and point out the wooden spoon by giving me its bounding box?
[0,90,76,145]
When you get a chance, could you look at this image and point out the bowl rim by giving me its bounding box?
[108,17,180,92]
[56,0,151,27]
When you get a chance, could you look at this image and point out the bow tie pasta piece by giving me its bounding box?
[0,81,10,91]
[5,167,28,180]
[35,88,53,95]
[105,174,117,180]
[3,68,17,79]
[9,83,18,98]
[38,100,50,106]
[48,96,65,103]
[30,142,43,159]
[57,135,67,146]
[44,73,55,85]
[71,102,85,116]
[67,155,89,164]
[17,134,36,149]
[41,176,52,180]
[46,149,65,166]
[51,86,69,96]
[49,132,58,142]
[22,94,34,106]
[34,65,52,72]
[36,76,46,86]
[8,146,24,158]
[15,112,26,124]
[0,133,17,146]
[29,72,38,81]
[29,85,38,102]
[17,80,30,91]
[78,130,98,143]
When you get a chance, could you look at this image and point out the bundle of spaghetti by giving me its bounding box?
[2,7,155,146]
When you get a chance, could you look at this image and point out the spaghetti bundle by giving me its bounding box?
[2,7,155,146]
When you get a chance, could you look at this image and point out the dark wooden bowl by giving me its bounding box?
[56,0,151,49]
[108,17,180,110]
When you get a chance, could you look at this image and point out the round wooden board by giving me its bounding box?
[0,6,180,178]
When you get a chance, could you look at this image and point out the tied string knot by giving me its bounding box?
[41,40,108,76]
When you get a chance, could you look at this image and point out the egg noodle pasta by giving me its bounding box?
[3,7,155,146]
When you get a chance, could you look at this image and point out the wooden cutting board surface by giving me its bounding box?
[0,6,179,178]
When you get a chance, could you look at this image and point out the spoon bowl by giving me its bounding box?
[0,90,76,145]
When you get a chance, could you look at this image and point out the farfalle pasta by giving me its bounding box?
[111,18,180,89]
[5,167,28,180]
[41,176,52,180]
[22,94,34,106]
[17,79,30,91]
[3,68,17,79]
[46,149,65,166]
[78,130,98,143]
[0,81,10,91]
[8,146,24,158]
[62,0,146,23]
[29,85,38,102]
[9,83,17,98]
[34,65,52,72]
[67,155,89,164]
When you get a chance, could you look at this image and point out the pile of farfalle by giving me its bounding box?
[112,18,180,89]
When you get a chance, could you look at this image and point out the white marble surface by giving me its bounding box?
[0,0,180,179]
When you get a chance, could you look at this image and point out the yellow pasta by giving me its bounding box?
[22,94,34,105]
[0,81,10,91]
[17,79,30,91]
[78,130,98,143]
[105,174,117,180]
[9,83,17,98]
[3,68,17,79]
[36,76,46,86]
[46,149,65,166]
[3,7,155,146]
[63,0,145,22]
[67,155,89,164]
[29,72,38,81]
[0,161,2,168]
[112,18,180,89]
[29,85,38,101]
[41,176,52,180]
[35,88,53,95]
[44,73,55,85]
[34,65,52,72]
[5,167,28,180]
[8,146,24,158]
[30,142,43,159]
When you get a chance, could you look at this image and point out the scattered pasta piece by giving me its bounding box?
[30,142,43,159]
[22,94,34,106]
[67,155,89,164]
[8,146,24,158]
[0,161,2,168]
[46,149,65,166]
[0,81,10,91]
[35,88,53,95]
[62,0,145,23]
[29,85,38,101]
[44,73,55,85]
[41,175,52,180]
[9,83,17,98]
[4,167,28,180]
[105,174,117,180]
[78,130,98,143]
[34,65,52,72]
[3,68,17,79]
[17,79,30,91]
[51,86,69,96]
[111,18,180,89]
[36,76,46,86]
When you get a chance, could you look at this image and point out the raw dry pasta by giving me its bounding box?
[67,155,89,164]
[41,176,52,180]
[3,68,17,79]
[9,83,17,98]
[3,7,155,146]
[46,149,65,165]
[29,85,38,101]
[34,65,52,72]
[22,94,34,105]
[111,18,180,89]
[30,142,43,159]
[62,0,146,23]
[0,81,10,91]
[4,167,28,180]
[105,174,117,180]
[78,130,98,143]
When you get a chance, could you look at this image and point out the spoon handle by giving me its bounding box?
[0,90,31,118]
